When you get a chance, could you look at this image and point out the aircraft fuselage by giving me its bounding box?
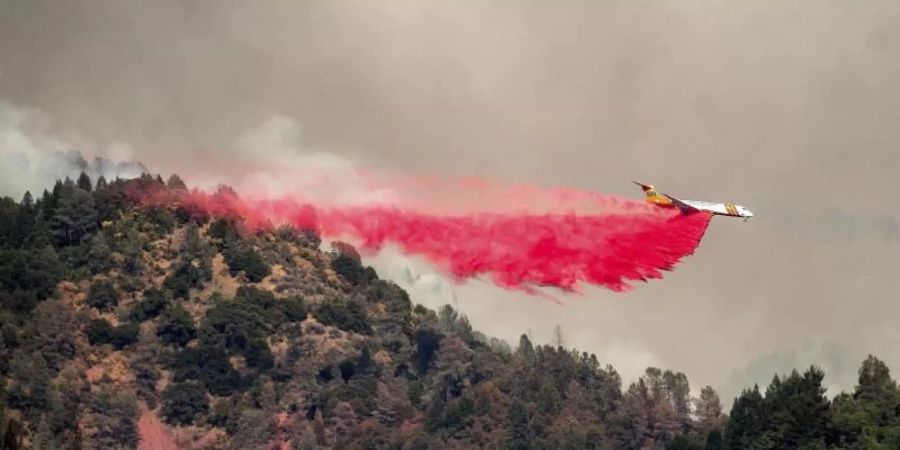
[633,181,754,220]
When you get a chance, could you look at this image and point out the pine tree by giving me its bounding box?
[517,334,535,363]
[40,189,54,220]
[157,305,197,347]
[724,385,766,449]
[77,172,93,193]
[15,191,35,245]
[86,233,113,274]
[506,398,533,450]
[856,355,898,415]
[832,355,900,447]
[694,385,725,432]
[161,381,209,426]
[167,174,187,190]
[0,198,18,249]
[83,386,139,449]
[49,180,63,213]
[765,367,830,447]
[50,186,98,246]
[664,370,692,430]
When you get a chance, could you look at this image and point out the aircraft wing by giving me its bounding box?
[663,194,701,213]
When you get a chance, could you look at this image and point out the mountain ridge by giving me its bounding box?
[0,172,897,449]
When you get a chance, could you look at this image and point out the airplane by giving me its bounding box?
[633,181,754,221]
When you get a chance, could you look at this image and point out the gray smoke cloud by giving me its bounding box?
[2,0,900,401]
[0,99,147,196]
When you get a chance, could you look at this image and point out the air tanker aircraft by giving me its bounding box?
[634,181,754,221]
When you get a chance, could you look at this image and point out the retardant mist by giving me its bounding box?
[137,178,712,295]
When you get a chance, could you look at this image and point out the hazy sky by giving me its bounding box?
[2,0,899,401]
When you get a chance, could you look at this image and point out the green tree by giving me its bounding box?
[208,217,240,246]
[111,322,139,349]
[83,386,139,449]
[199,295,269,351]
[856,355,898,417]
[6,351,53,420]
[85,319,115,346]
[0,197,20,249]
[506,398,534,450]
[76,172,93,193]
[694,386,725,432]
[14,191,36,246]
[161,381,209,426]
[762,367,830,448]
[706,430,724,450]
[167,174,187,191]
[413,328,442,374]
[517,334,535,363]
[232,408,275,449]
[22,299,79,370]
[85,233,114,274]
[223,240,271,282]
[129,288,169,322]
[51,186,98,246]
[314,298,371,334]
[132,345,161,408]
[724,385,766,449]
[0,246,63,301]
[170,345,243,396]
[86,280,119,311]
[832,355,900,448]
[157,305,196,347]
[664,370,692,429]
[331,253,367,286]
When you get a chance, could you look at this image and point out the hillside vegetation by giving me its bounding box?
[0,173,898,449]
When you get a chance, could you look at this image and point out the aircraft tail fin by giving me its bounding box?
[633,181,655,193]
[633,181,660,198]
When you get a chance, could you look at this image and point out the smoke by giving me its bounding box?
[5,0,900,397]
[0,99,147,196]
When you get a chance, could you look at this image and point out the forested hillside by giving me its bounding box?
[0,173,898,449]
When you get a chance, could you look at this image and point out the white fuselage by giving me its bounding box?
[679,199,754,218]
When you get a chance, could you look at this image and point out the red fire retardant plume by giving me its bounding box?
[141,185,711,294]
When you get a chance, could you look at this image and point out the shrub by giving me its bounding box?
[314,299,371,334]
[86,319,115,345]
[111,322,139,349]
[86,281,119,311]
[414,328,442,374]
[164,260,210,299]
[223,242,270,283]
[129,288,168,322]
[330,254,367,286]
[199,296,268,351]
[170,345,243,396]
[85,319,139,349]
[161,381,209,426]
[231,286,306,326]
[157,306,196,347]
[208,217,240,247]
[244,338,274,371]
